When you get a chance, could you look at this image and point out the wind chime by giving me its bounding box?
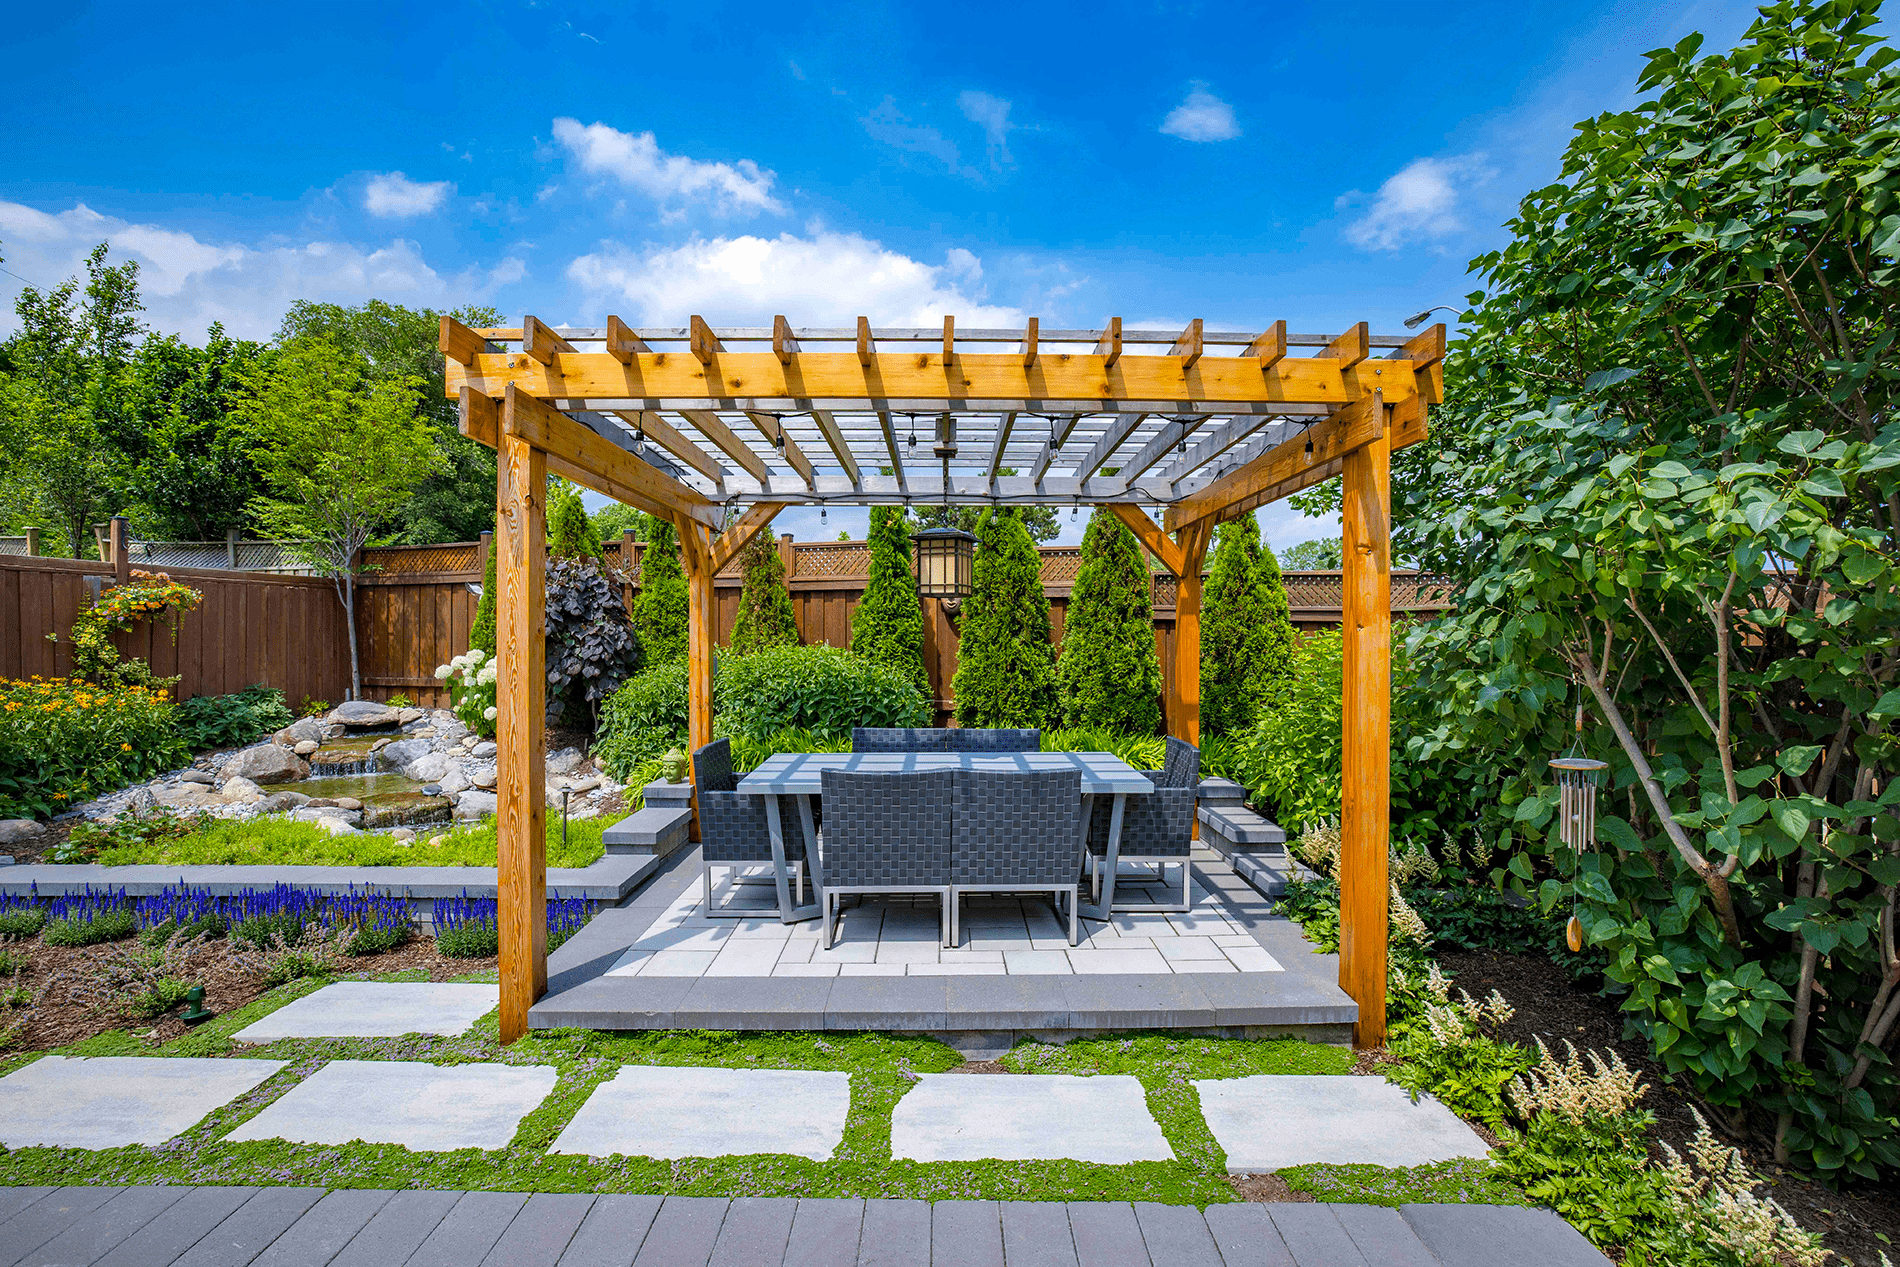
[1550,700,1608,953]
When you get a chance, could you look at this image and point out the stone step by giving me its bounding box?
[641,779,695,811]
[1198,804,1287,845]
[1195,776,1248,807]
[603,806,693,859]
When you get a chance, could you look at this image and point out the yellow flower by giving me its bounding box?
[121,742,133,751]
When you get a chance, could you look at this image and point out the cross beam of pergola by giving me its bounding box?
[443,313,1444,1049]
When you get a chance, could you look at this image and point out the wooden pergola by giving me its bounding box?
[440,313,1443,1048]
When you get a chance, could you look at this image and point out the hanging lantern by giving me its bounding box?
[1549,753,1608,951]
[911,525,976,599]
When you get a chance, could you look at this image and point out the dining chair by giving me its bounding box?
[818,768,955,948]
[946,728,1041,753]
[1087,735,1198,912]
[693,738,805,918]
[850,727,952,753]
[950,767,1083,945]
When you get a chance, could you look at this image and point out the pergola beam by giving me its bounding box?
[1029,413,1086,484]
[710,502,786,573]
[679,410,772,483]
[986,411,1017,485]
[877,411,908,492]
[498,386,722,529]
[1164,395,1384,532]
[1107,503,1187,576]
[461,390,693,522]
[1072,412,1148,482]
[809,409,860,486]
[744,411,817,489]
[522,315,575,366]
[466,323,1417,348]
[1119,413,1208,482]
[609,410,727,489]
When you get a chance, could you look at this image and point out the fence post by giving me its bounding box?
[778,533,795,578]
[477,530,493,584]
[110,517,130,586]
[621,530,637,612]
[226,526,240,569]
[23,527,39,557]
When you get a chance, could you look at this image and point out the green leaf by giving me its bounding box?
[1772,802,1811,841]
[1585,367,1641,392]
[1777,746,1822,777]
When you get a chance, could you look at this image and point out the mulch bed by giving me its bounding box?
[1442,948,1900,1267]
[1,930,496,1054]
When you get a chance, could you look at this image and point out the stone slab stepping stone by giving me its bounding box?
[232,982,499,1041]
[552,1065,851,1161]
[225,1059,556,1151]
[891,1073,1174,1164]
[0,1055,285,1148]
[1194,1074,1491,1172]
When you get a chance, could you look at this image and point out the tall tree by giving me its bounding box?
[1055,508,1162,733]
[117,326,272,540]
[241,337,446,696]
[1200,513,1294,735]
[1281,537,1343,569]
[913,470,1059,542]
[276,299,501,544]
[546,479,601,559]
[631,513,689,663]
[850,505,928,697]
[953,508,1056,727]
[730,530,801,654]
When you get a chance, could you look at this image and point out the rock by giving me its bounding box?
[316,817,359,836]
[259,791,311,813]
[435,720,470,745]
[469,768,498,790]
[154,785,224,812]
[334,797,362,811]
[547,747,585,775]
[304,796,364,811]
[403,753,458,783]
[370,737,393,753]
[328,701,401,728]
[178,768,216,786]
[427,834,449,848]
[221,743,309,786]
[470,741,498,760]
[452,790,498,820]
[437,769,470,796]
[390,828,417,842]
[275,717,326,746]
[459,736,478,750]
[430,709,457,727]
[322,723,347,740]
[294,806,363,827]
[293,739,320,756]
[397,708,425,724]
[379,738,433,770]
[222,776,264,801]
[0,820,42,845]
[564,775,602,795]
[569,806,600,821]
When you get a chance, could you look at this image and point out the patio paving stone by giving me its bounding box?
[1194,1075,1491,1171]
[551,1065,852,1161]
[232,982,497,1041]
[0,1056,285,1149]
[890,1074,1174,1164]
[224,1060,557,1151]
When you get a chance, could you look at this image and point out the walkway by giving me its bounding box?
[0,1187,1612,1267]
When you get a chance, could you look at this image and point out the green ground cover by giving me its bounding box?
[92,814,618,869]
[0,978,1522,1206]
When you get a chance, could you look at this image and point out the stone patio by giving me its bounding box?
[225,1060,558,1152]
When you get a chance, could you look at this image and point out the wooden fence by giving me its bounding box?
[2,533,1452,715]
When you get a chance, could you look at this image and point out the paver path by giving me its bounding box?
[0,1187,1613,1266]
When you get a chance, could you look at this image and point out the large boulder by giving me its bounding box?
[0,819,42,846]
[221,743,308,786]
[274,716,326,746]
[404,753,458,783]
[327,701,401,729]
[378,738,434,770]
[547,747,585,775]
[259,791,311,813]
[452,789,497,820]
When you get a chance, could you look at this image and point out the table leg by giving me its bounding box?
[797,793,826,910]
[1078,793,1127,922]
[763,793,822,923]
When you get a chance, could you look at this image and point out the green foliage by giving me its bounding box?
[849,505,927,698]
[1000,1032,1351,1079]
[275,299,502,544]
[546,480,600,560]
[61,572,200,690]
[631,515,688,664]
[718,645,929,744]
[1199,514,1295,735]
[729,530,800,655]
[590,502,645,545]
[44,907,138,947]
[1281,537,1343,569]
[0,677,186,821]
[1494,1109,1671,1250]
[435,922,500,958]
[591,661,689,776]
[953,508,1056,728]
[1055,509,1162,734]
[470,542,498,656]
[93,811,616,870]
[544,558,644,732]
[1039,727,1165,773]
[1278,1159,1525,1207]
[1384,968,1536,1128]
[67,802,209,862]
[0,907,46,938]
[175,686,293,752]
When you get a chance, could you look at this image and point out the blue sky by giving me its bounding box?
[1,0,1768,547]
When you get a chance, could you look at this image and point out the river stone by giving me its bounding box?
[221,743,308,785]
[221,777,264,801]
[295,806,363,827]
[404,753,457,783]
[547,747,585,775]
[275,717,326,746]
[329,701,401,729]
[453,790,497,820]
[397,708,425,724]
[470,741,498,760]
[469,768,497,790]
[0,820,41,845]
[564,775,602,795]
[437,768,470,796]
[179,769,216,785]
[293,739,320,756]
[380,738,433,770]
[259,791,311,813]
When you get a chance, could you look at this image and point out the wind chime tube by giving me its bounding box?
[1549,754,1608,954]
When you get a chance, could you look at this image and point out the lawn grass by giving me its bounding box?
[0,982,1479,1207]
[93,813,618,869]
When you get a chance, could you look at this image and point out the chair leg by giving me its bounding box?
[1067,886,1079,946]
[823,891,836,950]
[1177,860,1191,912]
[703,863,714,912]
[942,890,953,948]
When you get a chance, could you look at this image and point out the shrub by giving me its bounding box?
[729,530,800,654]
[1385,962,1535,1127]
[0,894,47,938]
[952,509,1055,728]
[591,660,689,776]
[469,541,498,656]
[65,804,210,864]
[1200,514,1294,736]
[631,514,688,663]
[849,505,927,697]
[0,677,186,820]
[720,645,929,743]
[175,685,294,752]
[545,557,644,732]
[1055,509,1161,734]
[437,648,497,738]
[1040,727,1165,772]
[547,480,601,559]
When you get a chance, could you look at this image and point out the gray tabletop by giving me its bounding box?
[736,751,1155,796]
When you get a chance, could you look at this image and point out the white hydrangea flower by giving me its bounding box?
[466,648,486,664]
[477,662,498,685]
[483,705,498,721]
[433,664,452,680]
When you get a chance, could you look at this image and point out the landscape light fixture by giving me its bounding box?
[911,525,976,599]
[1404,305,1460,329]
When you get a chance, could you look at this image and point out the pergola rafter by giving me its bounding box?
[443,313,1439,1052]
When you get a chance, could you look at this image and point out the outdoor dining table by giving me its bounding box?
[732,751,1156,924]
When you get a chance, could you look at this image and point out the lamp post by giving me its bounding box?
[1404,305,1461,329]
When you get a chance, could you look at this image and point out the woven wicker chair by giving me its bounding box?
[951,768,1083,945]
[818,768,955,949]
[694,739,806,918]
[947,728,1041,753]
[1087,736,1199,912]
[851,727,952,753]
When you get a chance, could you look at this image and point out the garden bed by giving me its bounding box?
[86,811,621,870]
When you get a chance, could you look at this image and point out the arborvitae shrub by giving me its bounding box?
[631,514,689,663]
[470,542,498,656]
[952,509,1055,728]
[849,505,928,698]
[1200,512,1294,735]
[546,481,601,560]
[729,531,800,654]
[1056,508,1162,733]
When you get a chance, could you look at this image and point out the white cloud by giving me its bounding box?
[551,118,783,216]
[1160,86,1240,142]
[1340,154,1494,251]
[861,97,973,177]
[0,200,490,341]
[566,231,1022,327]
[364,172,453,218]
[958,91,1015,169]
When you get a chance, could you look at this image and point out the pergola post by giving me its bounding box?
[682,518,717,833]
[1338,397,1391,1049]
[1167,524,1210,746]
[495,411,548,1046]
